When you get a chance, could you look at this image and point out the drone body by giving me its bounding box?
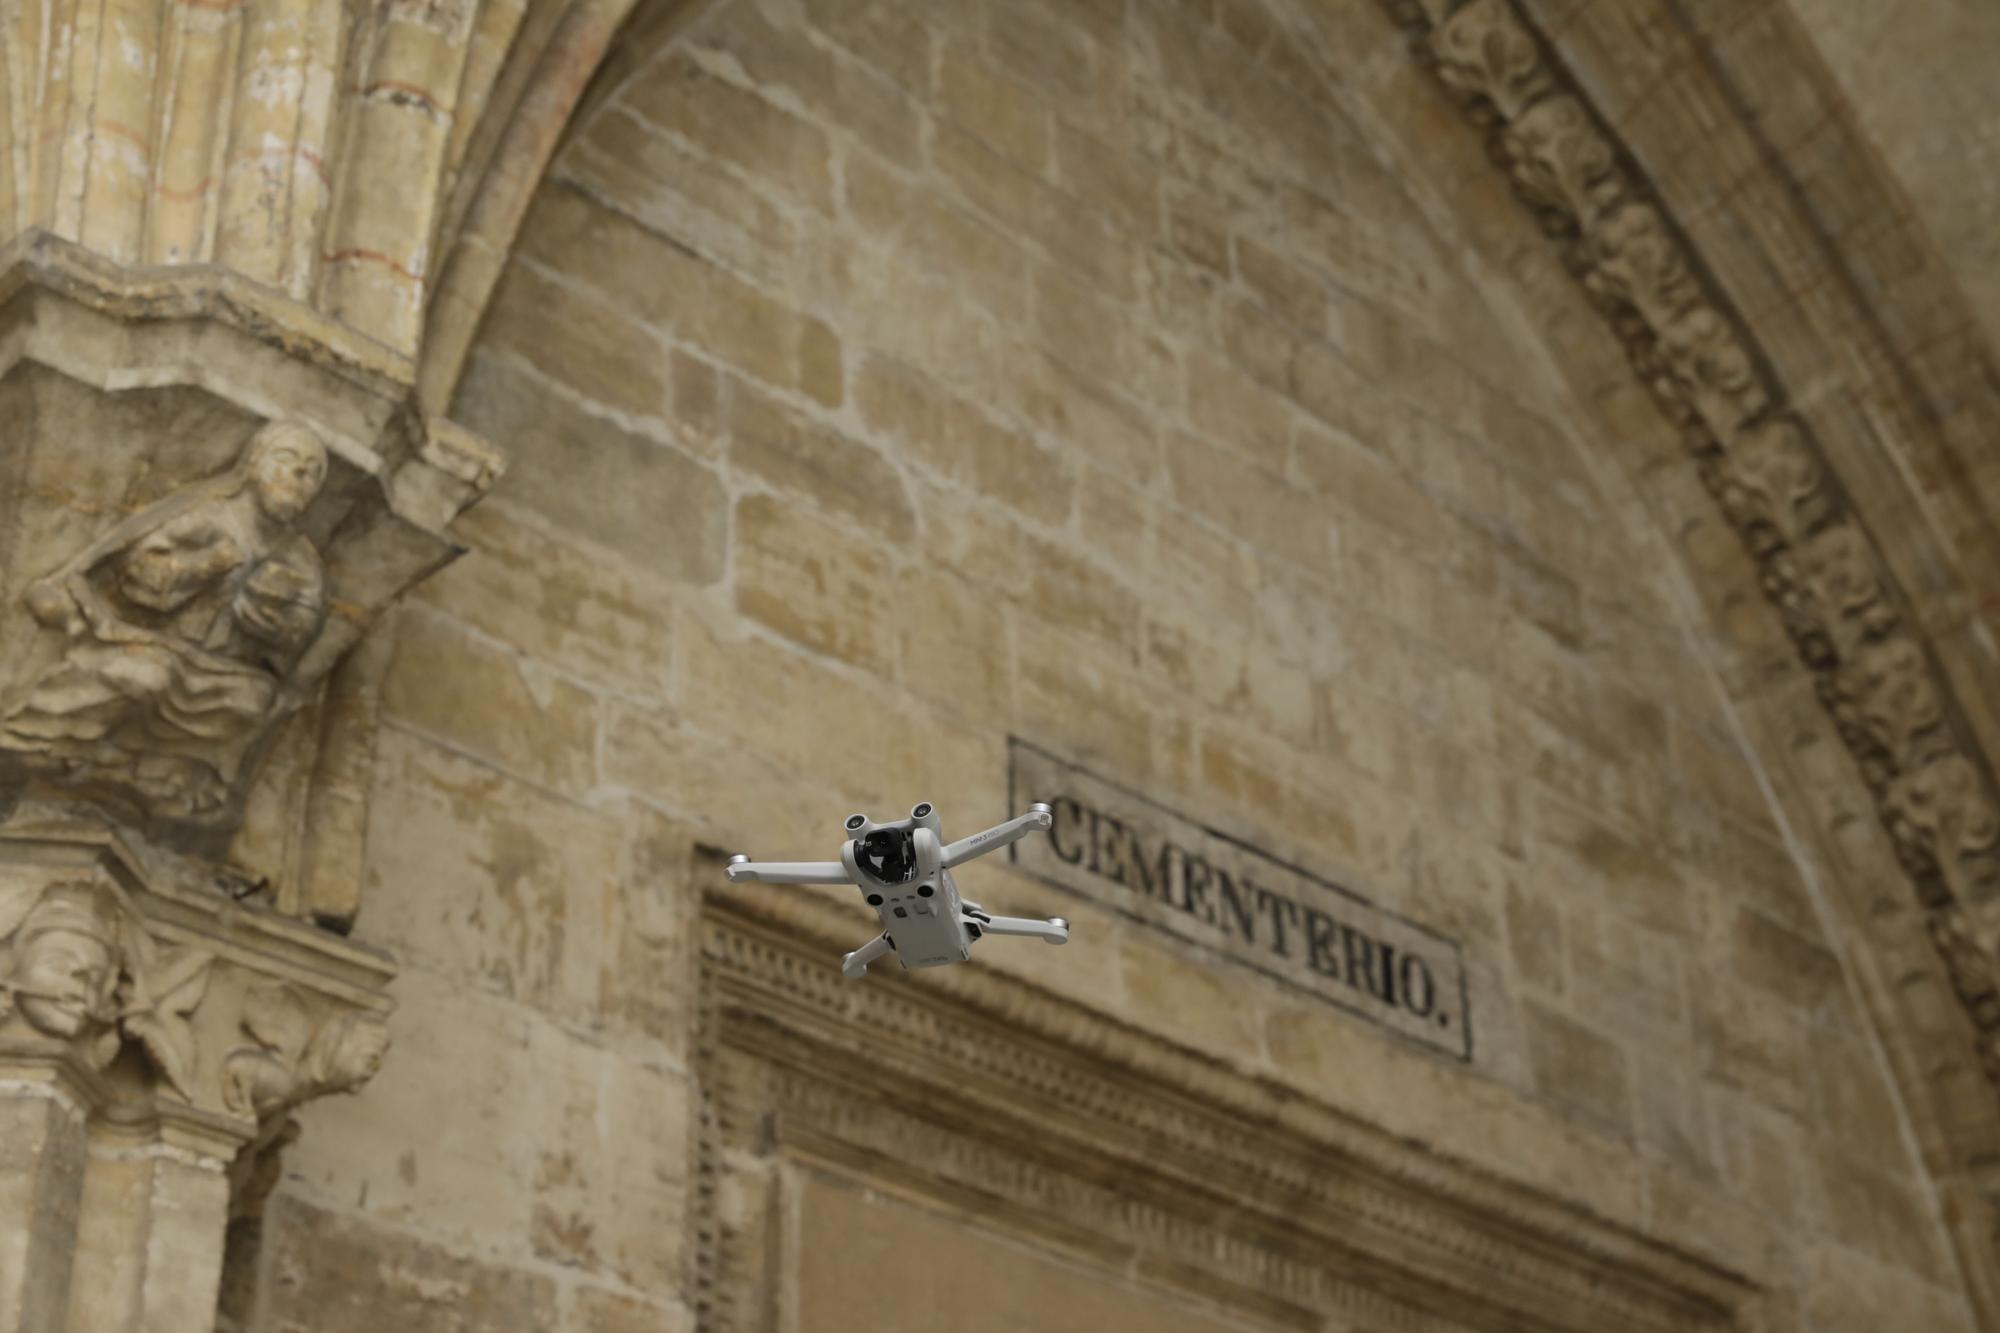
[727,802,1069,978]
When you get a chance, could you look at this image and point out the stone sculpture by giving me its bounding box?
[0,422,333,828]
[224,983,390,1120]
[0,879,123,1062]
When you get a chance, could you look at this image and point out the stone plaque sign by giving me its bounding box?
[1009,739,1471,1061]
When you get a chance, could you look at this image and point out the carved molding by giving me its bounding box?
[1378,0,2000,1106]
[693,883,1760,1333]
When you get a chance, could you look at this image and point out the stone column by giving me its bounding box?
[0,821,403,1333]
[0,1060,91,1331]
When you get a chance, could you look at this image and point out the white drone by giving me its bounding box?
[727,802,1070,978]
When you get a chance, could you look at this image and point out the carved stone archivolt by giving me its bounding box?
[1382,0,2000,1107]
[695,883,1759,1333]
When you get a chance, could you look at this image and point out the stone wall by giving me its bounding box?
[224,0,1983,1328]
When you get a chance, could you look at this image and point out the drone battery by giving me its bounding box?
[883,887,972,969]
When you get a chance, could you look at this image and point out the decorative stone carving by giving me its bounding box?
[1714,417,1834,551]
[224,983,389,1120]
[1427,0,1553,122]
[1893,757,2000,905]
[1,423,332,832]
[1501,94,1622,227]
[1380,0,2000,1123]
[0,821,395,1333]
[1800,521,1893,652]
[0,880,123,1063]
[1585,203,1701,327]
[0,875,218,1103]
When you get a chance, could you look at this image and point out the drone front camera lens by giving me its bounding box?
[846,814,866,830]
[913,803,932,818]
[917,884,934,898]
[866,893,884,906]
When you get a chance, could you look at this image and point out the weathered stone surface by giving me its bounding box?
[256,1196,559,1333]
[14,0,1996,1326]
[452,353,725,586]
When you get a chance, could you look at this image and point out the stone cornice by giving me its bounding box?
[695,883,1759,1332]
[0,232,417,400]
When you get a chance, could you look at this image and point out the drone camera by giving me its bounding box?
[845,813,867,831]
[911,802,932,819]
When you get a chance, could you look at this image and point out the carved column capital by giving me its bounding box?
[0,820,394,1332]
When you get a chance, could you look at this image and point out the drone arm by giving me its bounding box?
[841,933,893,979]
[725,859,850,886]
[940,804,1054,869]
[971,913,1069,945]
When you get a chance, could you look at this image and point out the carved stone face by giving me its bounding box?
[249,427,329,525]
[342,1021,390,1085]
[13,928,113,1038]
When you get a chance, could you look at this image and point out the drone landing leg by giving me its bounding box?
[970,914,1069,945]
[841,933,894,979]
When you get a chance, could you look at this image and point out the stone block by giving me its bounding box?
[932,124,1141,300]
[993,341,1162,483]
[1523,1000,1634,1139]
[601,699,829,854]
[382,606,601,799]
[1163,428,1330,570]
[933,497,1141,656]
[526,1029,690,1290]
[283,970,542,1255]
[734,491,899,676]
[453,351,727,586]
[894,566,1012,721]
[1631,1051,1716,1178]
[1183,353,1294,474]
[938,44,1051,172]
[1015,620,1156,783]
[845,154,1030,325]
[624,53,834,213]
[557,107,798,287]
[795,1172,1251,1333]
[854,354,1073,525]
[476,262,667,421]
[730,381,916,543]
[572,1288,696,1333]
[361,727,623,1022]
[985,0,1104,104]
[1567,909,1689,1041]
[1051,122,1160,239]
[1504,882,1567,997]
[681,611,920,807]
[1808,1039,1912,1165]
[1033,266,1179,413]
[413,500,678,697]
[254,1195,559,1333]
[1727,907,1844,1020]
[802,0,933,93]
[1694,981,1806,1115]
